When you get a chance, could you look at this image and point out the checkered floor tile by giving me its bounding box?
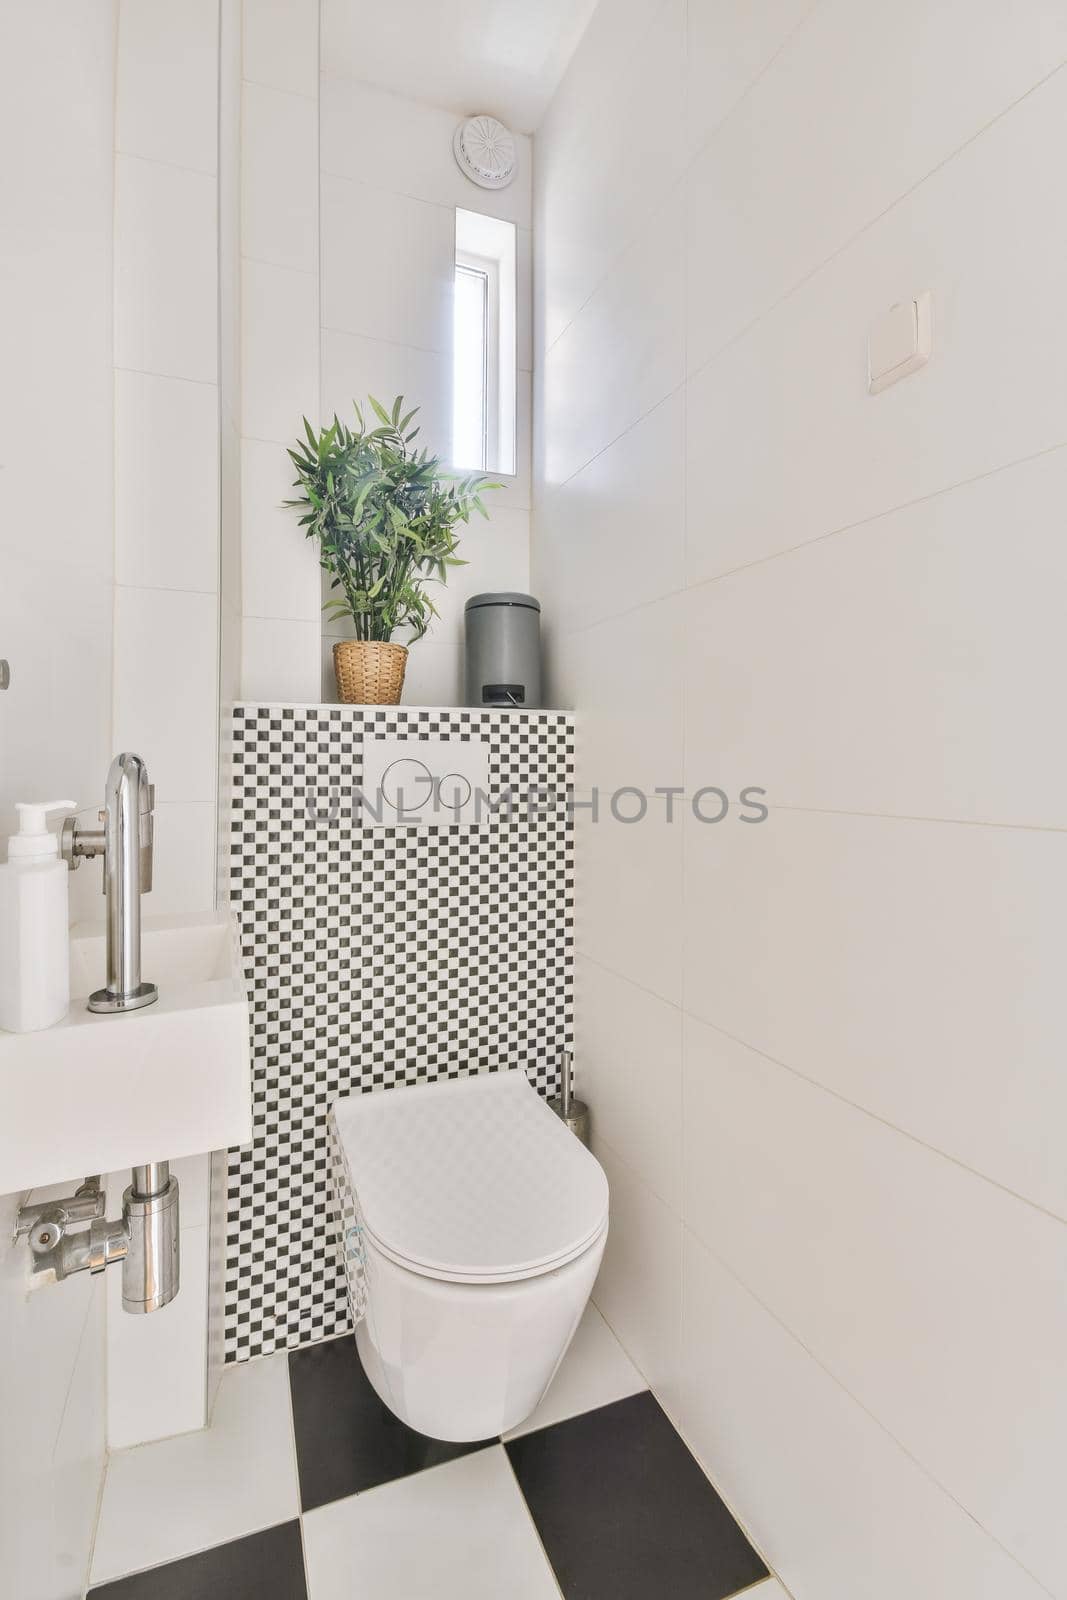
[89,1308,771,1600]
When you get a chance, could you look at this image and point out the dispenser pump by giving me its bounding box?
[8,801,77,860]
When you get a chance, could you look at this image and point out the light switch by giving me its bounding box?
[867,292,932,393]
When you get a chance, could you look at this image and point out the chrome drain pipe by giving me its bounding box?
[14,1163,180,1313]
[123,1162,180,1314]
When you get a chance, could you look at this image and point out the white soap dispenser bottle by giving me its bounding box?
[0,800,77,1033]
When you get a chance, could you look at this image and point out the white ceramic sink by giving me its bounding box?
[0,911,251,1195]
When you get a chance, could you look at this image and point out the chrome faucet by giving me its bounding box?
[30,755,180,1312]
[63,751,158,1013]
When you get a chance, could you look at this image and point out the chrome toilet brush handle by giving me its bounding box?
[560,1050,573,1117]
[550,1050,590,1148]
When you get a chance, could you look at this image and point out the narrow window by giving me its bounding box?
[452,209,516,476]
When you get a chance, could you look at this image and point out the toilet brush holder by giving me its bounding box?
[548,1051,590,1148]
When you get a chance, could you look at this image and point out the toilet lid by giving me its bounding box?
[333,1070,609,1284]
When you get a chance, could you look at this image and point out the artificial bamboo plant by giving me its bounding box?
[286,396,499,643]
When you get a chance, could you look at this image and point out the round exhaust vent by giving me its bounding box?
[452,115,517,190]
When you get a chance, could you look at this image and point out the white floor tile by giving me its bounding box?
[90,1352,299,1584]
[505,1304,646,1440]
[303,1446,561,1600]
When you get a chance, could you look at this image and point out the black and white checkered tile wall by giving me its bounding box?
[224,704,575,1364]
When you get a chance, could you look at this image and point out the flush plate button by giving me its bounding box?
[0,659,9,690]
[360,736,490,828]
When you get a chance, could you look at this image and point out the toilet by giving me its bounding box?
[331,1068,609,1441]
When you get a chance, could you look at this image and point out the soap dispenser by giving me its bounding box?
[0,800,76,1033]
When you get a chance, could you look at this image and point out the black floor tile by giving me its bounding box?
[288,1333,497,1511]
[88,1520,307,1599]
[507,1391,768,1600]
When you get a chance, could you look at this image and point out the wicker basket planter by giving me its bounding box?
[333,640,408,705]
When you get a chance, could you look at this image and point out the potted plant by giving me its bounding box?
[286,396,499,704]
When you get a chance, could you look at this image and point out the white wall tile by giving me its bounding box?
[320,76,532,225]
[685,0,816,157]
[117,0,219,174]
[241,436,323,620]
[686,68,1067,586]
[495,368,532,513]
[115,155,218,384]
[0,1191,106,1600]
[0,5,114,588]
[566,593,685,797]
[49,1278,107,1599]
[537,0,686,348]
[241,259,319,443]
[219,413,243,702]
[391,636,464,710]
[683,1016,1067,1595]
[516,227,533,374]
[242,81,318,273]
[151,801,218,915]
[115,371,220,593]
[536,8,1067,1597]
[684,447,1067,829]
[679,1233,1050,1600]
[577,957,683,1210]
[682,806,1067,1220]
[427,506,531,643]
[577,806,684,1008]
[592,1141,683,1413]
[242,616,321,702]
[543,185,685,488]
[0,563,113,844]
[534,390,685,633]
[321,329,452,461]
[113,587,220,805]
[242,0,318,97]
[686,0,1067,373]
[105,1221,209,1450]
[321,174,454,353]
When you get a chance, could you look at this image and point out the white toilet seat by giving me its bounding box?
[360,1210,608,1284]
[332,1070,610,1440]
[333,1069,609,1283]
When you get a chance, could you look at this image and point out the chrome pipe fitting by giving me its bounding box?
[14,1165,180,1314]
[123,1162,179,1314]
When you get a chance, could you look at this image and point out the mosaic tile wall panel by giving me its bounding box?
[224,704,575,1363]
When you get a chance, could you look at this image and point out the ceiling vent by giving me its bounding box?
[452,115,517,190]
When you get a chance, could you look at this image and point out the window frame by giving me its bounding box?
[452,210,517,477]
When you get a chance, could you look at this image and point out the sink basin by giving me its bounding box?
[0,910,251,1195]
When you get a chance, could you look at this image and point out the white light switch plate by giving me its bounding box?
[360,736,490,827]
[868,291,932,393]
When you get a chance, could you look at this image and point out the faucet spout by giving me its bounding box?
[88,752,158,1014]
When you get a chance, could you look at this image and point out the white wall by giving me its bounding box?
[533,4,1067,1597]
[0,6,116,1592]
[238,0,323,703]
[317,69,533,705]
[112,0,221,917]
[103,0,224,1452]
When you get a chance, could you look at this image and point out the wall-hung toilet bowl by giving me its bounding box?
[332,1069,609,1441]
